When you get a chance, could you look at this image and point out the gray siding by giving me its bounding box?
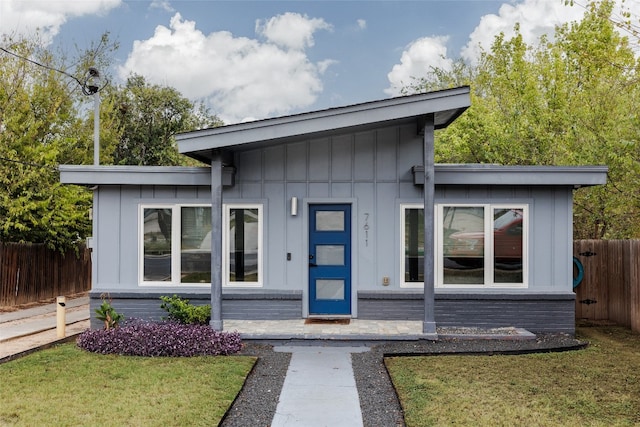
[89,290,302,329]
[88,122,579,332]
[358,291,575,333]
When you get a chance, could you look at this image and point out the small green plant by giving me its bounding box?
[160,295,211,325]
[95,293,124,330]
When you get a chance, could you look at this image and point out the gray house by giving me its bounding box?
[60,86,607,335]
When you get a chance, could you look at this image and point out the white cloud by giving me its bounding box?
[150,0,175,13]
[384,0,632,95]
[0,0,121,44]
[118,13,335,123]
[385,36,453,97]
[460,0,583,64]
[255,12,332,51]
[357,19,367,30]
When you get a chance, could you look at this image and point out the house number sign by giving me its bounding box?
[363,213,370,247]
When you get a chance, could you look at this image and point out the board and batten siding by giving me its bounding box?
[84,122,578,332]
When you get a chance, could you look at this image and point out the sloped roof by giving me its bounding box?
[175,86,471,163]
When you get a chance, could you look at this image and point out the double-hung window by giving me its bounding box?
[400,203,528,288]
[140,204,262,287]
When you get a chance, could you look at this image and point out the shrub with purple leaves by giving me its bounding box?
[77,319,242,357]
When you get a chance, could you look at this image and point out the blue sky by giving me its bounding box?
[1,0,632,123]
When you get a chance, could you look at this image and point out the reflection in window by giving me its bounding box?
[228,208,260,283]
[442,206,485,285]
[143,208,172,281]
[404,208,424,283]
[181,207,211,283]
[438,204,526,287]
[493,208,523,283]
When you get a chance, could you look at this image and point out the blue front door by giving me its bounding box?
[308,204,352,315]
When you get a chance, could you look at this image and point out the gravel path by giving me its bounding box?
[222,334,587,427]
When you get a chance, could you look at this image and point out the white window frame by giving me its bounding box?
[399,203,432,289]
[138,203,263,288]
[399,203,528,289]
[222,203,263,288]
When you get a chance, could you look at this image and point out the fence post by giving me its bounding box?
[631,241,640,333]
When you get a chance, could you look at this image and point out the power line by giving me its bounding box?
[0,46,84,87]
[0,46,107,95]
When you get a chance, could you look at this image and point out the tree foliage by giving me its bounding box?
[103,74,223,166]
[0,33,221,251]
[0,35,101,251]
[406,0,640,239]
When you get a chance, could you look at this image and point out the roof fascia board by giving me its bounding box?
[176,87,471,153]
[60,164,608,187]
[59,165,212,186]
[415,165,608,186]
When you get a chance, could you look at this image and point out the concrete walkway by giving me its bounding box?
[0,296,90,360]
[272,345,370,427]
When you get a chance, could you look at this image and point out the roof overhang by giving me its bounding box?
[176,86,471,163]
[59,165,233,187]
[414,164,608,187]
[60,164,608,188]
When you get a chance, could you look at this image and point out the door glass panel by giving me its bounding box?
[316,211,344,231]
[493,208,523,283]
[316,280,345,300]
[143,208,172,282]
[442,206,485,284]
[316,245,344,266]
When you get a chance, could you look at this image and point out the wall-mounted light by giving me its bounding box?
[290,197,298,216]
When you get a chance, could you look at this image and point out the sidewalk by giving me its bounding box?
[0,296,90,361]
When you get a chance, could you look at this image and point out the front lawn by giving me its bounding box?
[0,344,255,426]
[386,326,640,426]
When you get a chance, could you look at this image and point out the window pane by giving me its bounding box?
[316,211,344,231]
[404,208,424,282]
[181,207,211,283]
[443,206,485,284]
[316,280,345,300]
[229,208,259,282]
[143,208,172,281]
[494,208,523,283]
[317,245,345,265]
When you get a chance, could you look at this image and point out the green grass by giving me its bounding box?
[386,326,640,427]
[0,344,256,426]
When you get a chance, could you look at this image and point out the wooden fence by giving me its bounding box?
[574,239,640,333]
[0,243,91,306]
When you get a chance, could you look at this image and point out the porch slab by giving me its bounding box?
[223,319,536,341]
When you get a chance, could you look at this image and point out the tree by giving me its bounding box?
[103,74,223,166]
[0,34,117,251]
[405,0,640,239]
